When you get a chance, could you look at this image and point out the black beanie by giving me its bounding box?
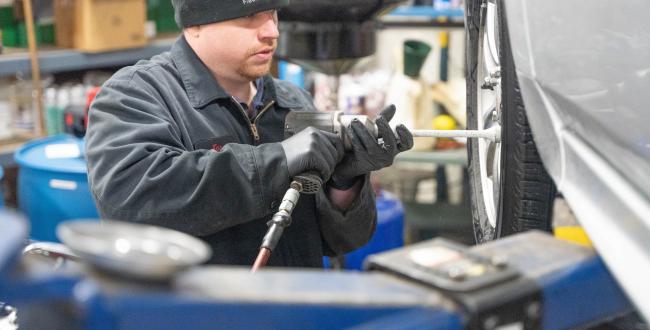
[172,0,290,28]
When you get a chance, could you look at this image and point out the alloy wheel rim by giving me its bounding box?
[476,0,503,229]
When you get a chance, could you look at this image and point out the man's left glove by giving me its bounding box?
[329,104,414,190]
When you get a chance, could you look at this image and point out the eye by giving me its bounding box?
[239,10,277,24]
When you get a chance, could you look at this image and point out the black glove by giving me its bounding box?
[281,126,345,182]
[330,105,414,190]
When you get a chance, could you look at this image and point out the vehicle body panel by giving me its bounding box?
[503,0,650,320]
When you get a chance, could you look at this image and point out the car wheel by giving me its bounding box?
[465,0,556,243]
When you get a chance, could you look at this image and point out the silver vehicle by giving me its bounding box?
[465,0,650,320]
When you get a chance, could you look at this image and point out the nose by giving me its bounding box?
[259,12,279,41]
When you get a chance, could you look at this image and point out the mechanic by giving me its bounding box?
[85,0,414,267]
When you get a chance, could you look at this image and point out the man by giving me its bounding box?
[86,0,413,267]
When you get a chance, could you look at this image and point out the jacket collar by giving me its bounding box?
[171,36,230,108]
[171,35,302,110]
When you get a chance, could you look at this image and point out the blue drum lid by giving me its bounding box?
[14,135,87,174]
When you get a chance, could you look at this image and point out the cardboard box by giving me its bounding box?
[74,0,146,52]
[54,0,75,48]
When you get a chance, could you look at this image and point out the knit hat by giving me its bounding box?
[172,0,290,28]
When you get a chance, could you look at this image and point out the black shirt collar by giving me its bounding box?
[233,77,265,110]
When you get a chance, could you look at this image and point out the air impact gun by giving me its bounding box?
[252,111,501,271]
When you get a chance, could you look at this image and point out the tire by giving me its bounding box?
[465,0,556,243]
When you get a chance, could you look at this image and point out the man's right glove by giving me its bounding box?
[281,126,345,182]
[329,105,414,190]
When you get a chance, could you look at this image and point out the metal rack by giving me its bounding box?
[380,6,464,28]
[0,6,464,79]
[0,38,176,78]
[388,7,464,18]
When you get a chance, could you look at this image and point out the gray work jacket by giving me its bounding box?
[85,36,377,268]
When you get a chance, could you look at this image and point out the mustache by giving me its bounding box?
[247,41,277,56]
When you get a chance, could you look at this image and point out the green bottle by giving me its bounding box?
[56,88,71,135]
[44,88,58,136]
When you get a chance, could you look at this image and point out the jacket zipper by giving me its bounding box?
[252,100,276,140]
[231,97,275,143]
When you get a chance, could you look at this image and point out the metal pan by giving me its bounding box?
[57,220,212,281]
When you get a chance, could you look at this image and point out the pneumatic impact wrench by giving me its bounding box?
[251,110,501,271]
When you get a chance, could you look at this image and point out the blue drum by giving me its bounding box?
[15,135,98,242]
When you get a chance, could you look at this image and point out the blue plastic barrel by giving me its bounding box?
[324,190,405,270]
[15,135,98,242]
[0,167,4,208]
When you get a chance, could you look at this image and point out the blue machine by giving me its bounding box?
[0,210,633,330]
[14,135,98,242]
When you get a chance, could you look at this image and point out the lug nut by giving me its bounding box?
[481,77,499,90]
[490,67,501,78]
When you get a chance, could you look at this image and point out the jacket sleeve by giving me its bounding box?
[316,175,378,256]
[86,76,290,237]
[287,84,378,256]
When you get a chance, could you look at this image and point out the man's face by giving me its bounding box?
[193,10,279,82]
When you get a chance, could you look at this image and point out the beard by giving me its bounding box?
[235,41,276,81]
[236,60,273,81]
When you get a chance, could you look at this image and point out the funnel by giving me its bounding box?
[276,0,406,75]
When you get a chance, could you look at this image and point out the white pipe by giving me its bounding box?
[411,125,501,143]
